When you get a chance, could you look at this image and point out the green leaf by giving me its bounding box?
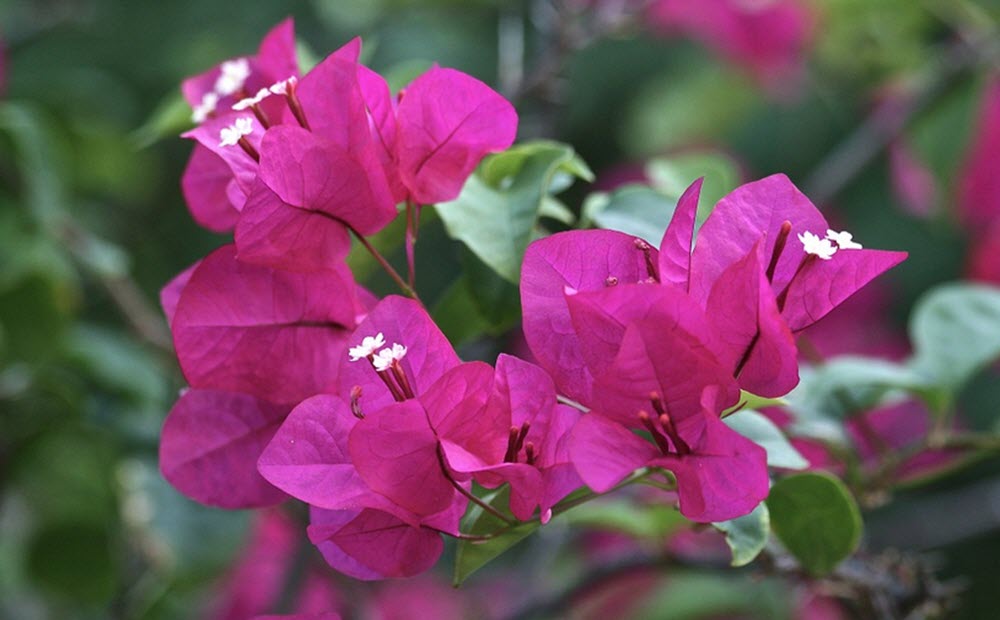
[722,390,788,417]
[582,184,677,244]
[713,502,770,567]
[786,356,927,441]
[436,141,592,283]
[563,499,686,539]
[431,278,491,346]
[453,486,539,586]
[26,522,117,604]
[725,410,808,470]
[908,283,1000,395]
[766,472,862,575]
[622,66,760,155]
[130,91,194,148]
[459,249,522,333]
[0,103,70,228]
[645,151,741,217]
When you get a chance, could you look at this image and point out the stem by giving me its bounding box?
[348,225,421,301]
[550,468,653,517]
[436,446,516,526]
[803,32,998,205]
[404,201,418,291]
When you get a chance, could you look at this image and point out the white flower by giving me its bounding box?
[214,58,251,96]
[798,231,837,260]
[372,343,407,372]
[232,87,271,110]
[825,229,863,250]
[218,117,254,147]
[269,76,297,95]
[191,92,219,123]
[348,333,386,361]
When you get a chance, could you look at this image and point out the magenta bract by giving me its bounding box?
[170,245,362,404]
[308,507,445,580]
[160,389,290,508]
[521,229,658,403]
[394,67,518,204]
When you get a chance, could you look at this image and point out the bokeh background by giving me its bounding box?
[3,0,1000,618]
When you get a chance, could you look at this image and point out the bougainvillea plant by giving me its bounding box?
[153,17,1000,620]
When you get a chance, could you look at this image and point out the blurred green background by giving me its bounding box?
[3,0,1000,618]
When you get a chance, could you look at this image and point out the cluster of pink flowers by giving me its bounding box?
[159,20,905,582]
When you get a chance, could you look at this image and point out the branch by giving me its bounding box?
[803,32,1000,205]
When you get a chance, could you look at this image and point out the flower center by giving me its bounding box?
[634,238,659,282]
[638,392,691,456]
[218,116,259,161]
[349,334,415,401]
[503,421,536,465]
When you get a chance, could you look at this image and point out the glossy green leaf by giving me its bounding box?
[436,141,592,283]
[645,150,741,217]
[453,486,539,586]
[786,357,927,442]
[713,502,770,567]
[722,390,789,417]
[909,283,1000,394]
[725,410,808,470]
[766,472,862,575]
[582,184,677,244]
[459,248,522,333]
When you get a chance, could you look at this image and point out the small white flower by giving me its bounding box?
[268,76,297,95]
[825,229,863,250]
[232,87,271,110]
[218,116,254,147]
[348,332,386,361]
[214,58,251,96]
[798,231,837,260]
[372,343,407,372]
[191,92,219,123]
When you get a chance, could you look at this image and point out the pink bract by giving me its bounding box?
[647,0,815,88]
[958,76,1000,229]
[308,507,447,580]
[394,67,518,204]
[170,245,362,404]
[159,389,289,508]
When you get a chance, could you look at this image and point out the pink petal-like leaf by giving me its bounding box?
[705,243,798,397]
[309,507,442,580]
[591,313,739,428]
[349,400,456,516]
[566,283,715,383]
[423,361,499,463]
[339,296,461,413]
[653,410,769,522]
[160,260,199,329]
[959,77,1000,228]
[235,181,352,272]
[569,413,659,493]
[181,145,240,232]
[691,174,828,300]
[172,245,358,404]
[395,67,517,204]
[658,177,703,290]
[294,38,371,152]
[182,112,264,197]
[780,249,908,332]
[160,389,289,508]
[256,126,396,235]
[521,229,656,403]
[258,395,391,513]
[254,18,298,84]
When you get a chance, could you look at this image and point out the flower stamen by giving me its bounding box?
[826,229,863,250]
